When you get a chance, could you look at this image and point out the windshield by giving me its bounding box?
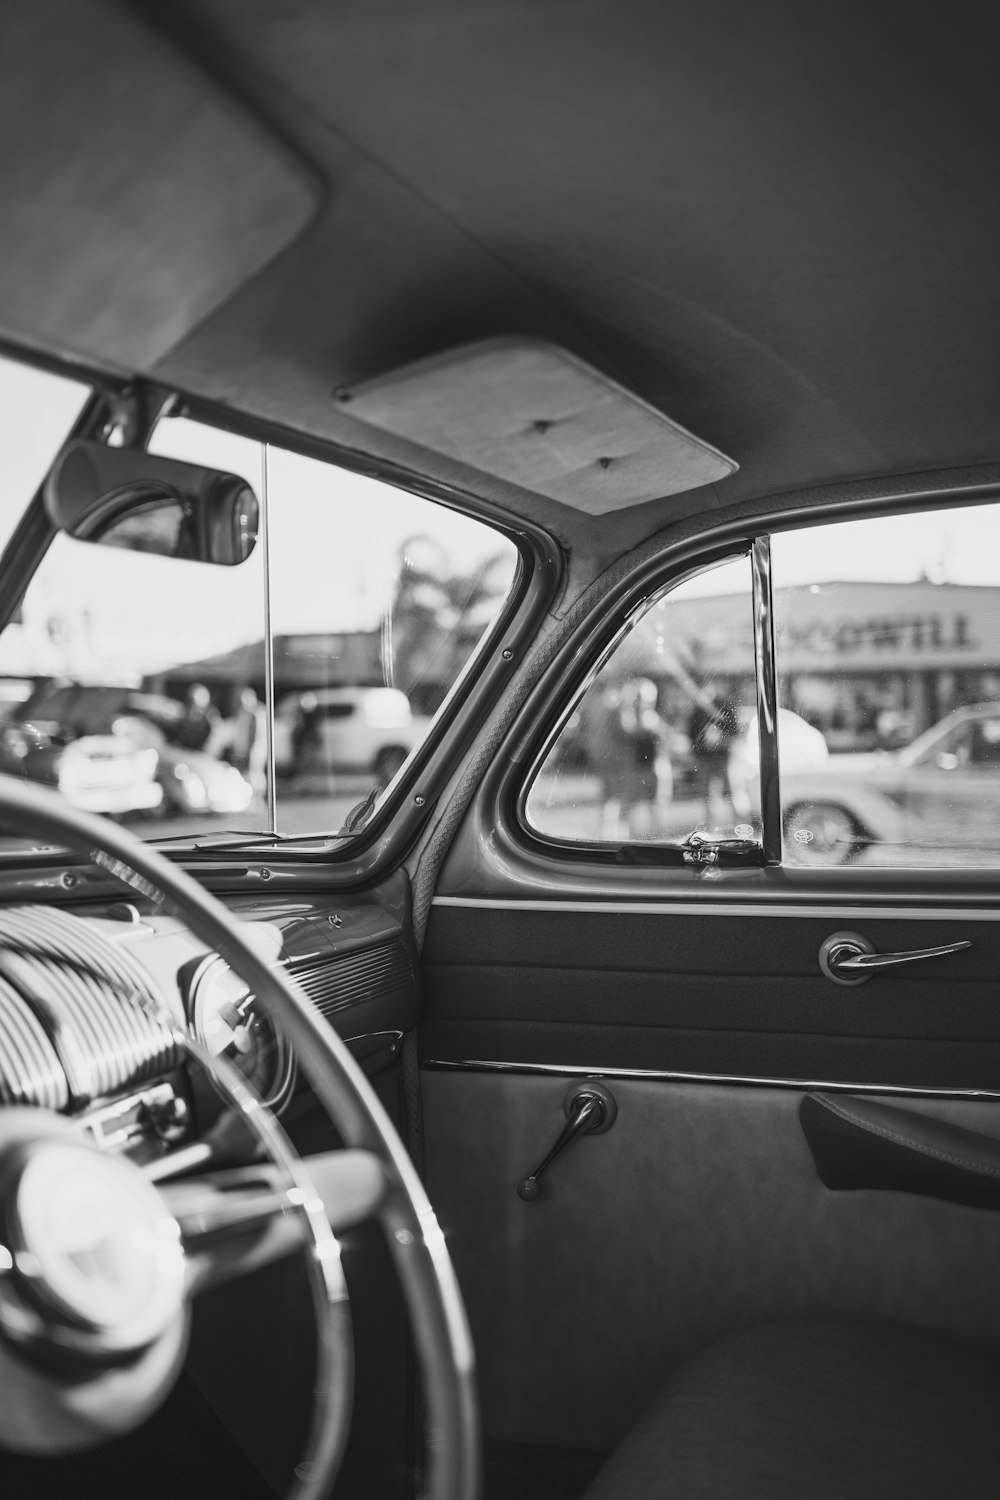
[0,358,89,553]
[0,356,90,694]
[0,354,519,853]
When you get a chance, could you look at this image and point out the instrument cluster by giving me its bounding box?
[188,954,296,1112]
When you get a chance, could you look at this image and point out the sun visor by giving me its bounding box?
[0,1,318,371]
[339,339,737,513]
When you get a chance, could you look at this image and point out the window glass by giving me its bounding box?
[0,389,518,849]
[771,502,1000,867]
[525,556,759,847]
[263,444,519,835]
[0,356,89,558]
[0,356,90,711]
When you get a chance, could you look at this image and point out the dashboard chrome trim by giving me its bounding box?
[0,905,179,1109]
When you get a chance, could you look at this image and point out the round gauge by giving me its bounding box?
[189,957,295,1111]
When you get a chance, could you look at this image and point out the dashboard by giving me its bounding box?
[0,875,419,1169]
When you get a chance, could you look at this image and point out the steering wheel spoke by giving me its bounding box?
[158,1150,386,1295]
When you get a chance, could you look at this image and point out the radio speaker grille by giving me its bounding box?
[290,939,414,1020]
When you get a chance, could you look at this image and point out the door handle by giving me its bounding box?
[819,930,971,986]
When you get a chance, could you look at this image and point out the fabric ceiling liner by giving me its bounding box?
[3,0,998,559]
[339,339,737,514]
[0,0,318,372]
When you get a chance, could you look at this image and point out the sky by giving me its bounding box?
[771,507,1000,591]
[641,497,1000,603]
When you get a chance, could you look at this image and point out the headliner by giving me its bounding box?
[4,0,1000,561]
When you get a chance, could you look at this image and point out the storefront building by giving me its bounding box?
[627,580,1000,752]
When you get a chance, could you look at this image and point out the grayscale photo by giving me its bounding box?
[0,2,998,1497]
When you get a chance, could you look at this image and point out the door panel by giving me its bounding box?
[421,903,1000,1089]
[423,1068,1000,1453]
[420,894,1000,1455]
[416,496,1000,1460]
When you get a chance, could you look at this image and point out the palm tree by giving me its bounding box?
[383,535,511,713]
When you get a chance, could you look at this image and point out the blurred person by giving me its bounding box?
[176,682,219,752]
[875,706,910,748]
[246,690,269,800]
[688,686,739,824]
[587,679,664,839]
[221,687,261,773]
[291,691,320,776]
[216,686,268,802]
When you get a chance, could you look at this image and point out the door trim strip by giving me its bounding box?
[421,1057,1000,1102]
[431,895,1000,921]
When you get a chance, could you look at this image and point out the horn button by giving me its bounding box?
[0,1119,185,1367]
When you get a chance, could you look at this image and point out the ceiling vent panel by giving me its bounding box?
[340,338,737,513]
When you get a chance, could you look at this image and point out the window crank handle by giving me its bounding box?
[517,1084,616,1201]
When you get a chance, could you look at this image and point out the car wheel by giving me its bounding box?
[783,801,867,866]
[374,746,407,783]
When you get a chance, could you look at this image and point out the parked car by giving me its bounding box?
[14,683,254,818]
[3,7,1000,1500]
[273,686,427,783]
[773,701,1000,867]
[729,701,1000,866]
[728,705,831,820]
[0,716,162,816]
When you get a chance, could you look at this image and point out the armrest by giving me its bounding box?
[800,1091,1000,1213]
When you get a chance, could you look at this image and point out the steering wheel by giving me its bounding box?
[0,774,481,1500]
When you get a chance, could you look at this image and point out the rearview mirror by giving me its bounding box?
[44,441,259,566]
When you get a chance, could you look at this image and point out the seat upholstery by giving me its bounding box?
[581,1321,1000,1499]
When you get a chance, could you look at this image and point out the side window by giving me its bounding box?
[525,555,758,846]
[771,501,1000,868]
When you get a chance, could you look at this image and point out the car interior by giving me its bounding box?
[2,2,1000,1498]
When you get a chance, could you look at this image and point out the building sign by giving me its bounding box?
[785,614,974,658]
[629,580,1000,680]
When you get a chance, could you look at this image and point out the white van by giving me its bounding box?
[274,687,426,782]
